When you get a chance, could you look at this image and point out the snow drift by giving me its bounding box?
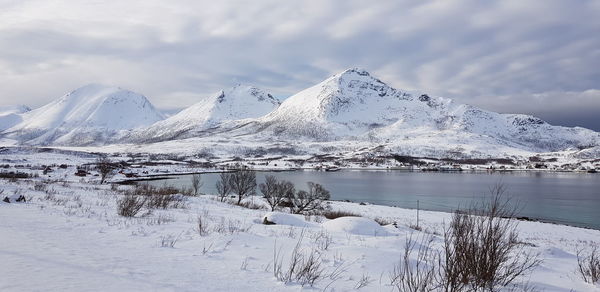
[322,216,392,236]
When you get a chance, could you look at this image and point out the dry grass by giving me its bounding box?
[320,210,361,220]
[273,233,326,287]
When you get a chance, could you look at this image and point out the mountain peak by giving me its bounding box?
[135,84,280,141]
[0,104,31,115]
[338,68,371,77]
[211,84,280,107]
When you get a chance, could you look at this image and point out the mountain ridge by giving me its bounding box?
[0,69,598,157]
[126,84,280,142]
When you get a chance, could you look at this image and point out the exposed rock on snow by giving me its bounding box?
[2,193,26,203]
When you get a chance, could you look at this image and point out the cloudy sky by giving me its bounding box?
[1,0,599,130]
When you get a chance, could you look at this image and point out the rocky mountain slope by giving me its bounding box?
[128,84,280,142]
[240,68,599,153]
[1,70,598,157]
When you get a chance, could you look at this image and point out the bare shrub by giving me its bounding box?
[289,182,331,214]
[227,219,252,234]
[354,273,373,290]
[33,181,47,192]
[273,234,326,287]
[229,169,256,205]
[439,185,541,291]
[145,214,175,225]
[212,217,252,234]
[197,215,210,236]
[191,174,203,196]
[160,232,182,248]
[117,194,146,217]
[321,209,361,220]
[240,257,250,270]
[201,241,214,255]
[215,173,233,202]
[313,230,333,251]
[389,235,438,292]
[146,193,185,209]
[374,217,394,226]
[96,156,116,184]
[260,175,295,211]
[127,184,185,209]
[238,200,267,210]
[577,245,600,284]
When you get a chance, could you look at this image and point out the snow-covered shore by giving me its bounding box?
[1,177,599,291]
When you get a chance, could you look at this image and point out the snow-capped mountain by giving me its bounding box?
[3,84,165,145]
[241,68,599,152]
[129,84,280,142]
[0,105,31,131]
[1,69,598,158]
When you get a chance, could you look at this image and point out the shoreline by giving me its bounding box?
[114,166,599,184]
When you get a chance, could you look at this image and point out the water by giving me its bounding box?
[142,170,600,230]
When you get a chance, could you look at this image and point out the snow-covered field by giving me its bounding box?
[2,173,599,291]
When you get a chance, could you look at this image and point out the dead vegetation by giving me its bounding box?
[117,194,147,217]
[321,209,361,220]
[577,245,600,284]
[388,185,540,291]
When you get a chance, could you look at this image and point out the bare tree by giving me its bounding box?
[229,169,256,205]
[289,182,330,214]
[260,175,295,211]
[96,156,115,184]
[191,174,203,196]
[215,172,233,202]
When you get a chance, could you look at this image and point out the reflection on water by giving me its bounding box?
[143,171,600,230]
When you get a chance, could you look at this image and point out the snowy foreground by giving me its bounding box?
[1,177,600,292]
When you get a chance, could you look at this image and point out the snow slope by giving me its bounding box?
[1,176,599,291]
[3,84,165,145]
[0,105,31,131]
[129,84,280,142]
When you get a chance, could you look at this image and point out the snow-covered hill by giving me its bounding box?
[245,68,599,153]
[3,84,165,145]
[0,105,31,131]
[128,84,280,142]
[1,70,598,158]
